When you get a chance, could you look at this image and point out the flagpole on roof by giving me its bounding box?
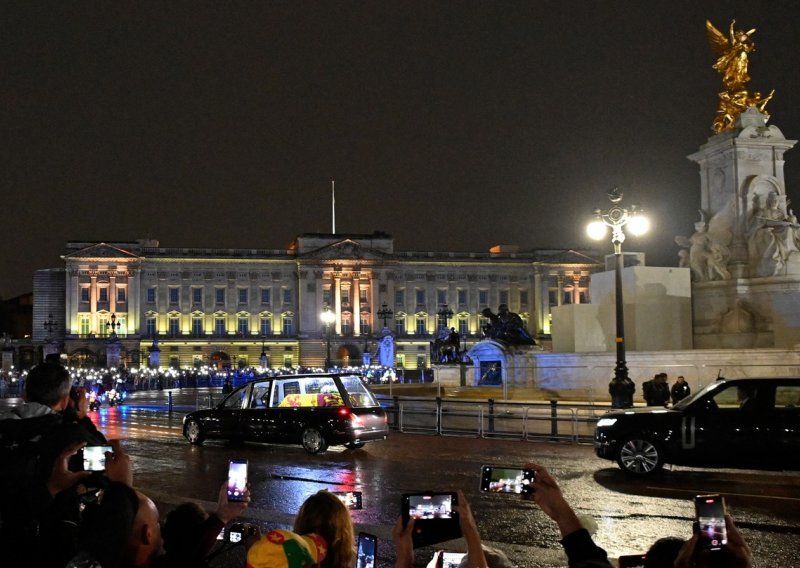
[331,180,336,235]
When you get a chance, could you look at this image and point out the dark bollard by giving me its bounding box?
[488,398,495,435]
[436,397,442,434]
[550,400,558,440]
[168,391,173,414]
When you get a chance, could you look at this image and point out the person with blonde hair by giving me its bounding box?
[293,490,356,568]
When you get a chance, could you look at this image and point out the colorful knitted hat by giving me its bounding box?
[246,529,327,568]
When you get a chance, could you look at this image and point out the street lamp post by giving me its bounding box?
[437,304,453,331]
[320,305,336,370]
[377,302,394,329]
[106,313,121,338]
[587,187,650,383]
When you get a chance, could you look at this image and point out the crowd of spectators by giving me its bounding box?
[0,361,753,568]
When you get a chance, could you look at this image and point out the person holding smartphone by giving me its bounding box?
[393,490,487,568]
[673,513,753,568]
[522,463,613,568]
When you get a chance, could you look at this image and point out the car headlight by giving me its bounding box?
[596,418,618,428]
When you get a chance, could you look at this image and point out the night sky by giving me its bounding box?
[2,1,799,299]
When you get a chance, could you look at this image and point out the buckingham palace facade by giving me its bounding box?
[31,232,601,371]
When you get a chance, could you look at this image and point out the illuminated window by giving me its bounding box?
[168,317,180,336]
[98,288,109,303]
[360,314,370,335]
[282,315,293,336]
[238,316,249,335]
[359,286,368,304]
[214,316,226,336]
[396,354,405,368]
[417,355,427,369]
[80,287,90,302]
[117,287,127,303]
[145,317,156,337]
[395,316,406,336]
[341,314,352,336]
[191,316,203,337]
[322,288,331,307]
[458,318,468,336]
[79,313,90,336]
[341,287,351,305]
[415,316,427,335]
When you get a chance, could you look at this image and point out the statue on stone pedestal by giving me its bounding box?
[675,211,731,282]
[706,20,774,133]
[480,304,535,345]
[747,191,800,277]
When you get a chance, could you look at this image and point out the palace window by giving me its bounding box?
[238,289,248,305]
[98,288,109,303]
[261,288,271,305]
[395,289,405,306]
[214,316,226,336]
[519,290,529,307]
[458,317,469,336]
[192,288,203,305]
[191,316,203,337]
[117,287,127,303]
[282,315,293,336]
[499,290,509,306]
[282,288,292,305]
[79,313,90,336]
[415,289,425,306]
[169,288,179,305]
[415,316,427,335]
[457,289,467,308]
[215,288,225,306]
[145,317,156,337]
[168,317,180,337]
[395,316,406,336]
[146,287,156,303]
[478,290,488,306]
[260,316,272,336]
[80,287,91,303]
[437,289,447,306]
[238,315,249,335]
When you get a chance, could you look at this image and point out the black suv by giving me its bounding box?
[595,377,800,475]
[183,373,388,453]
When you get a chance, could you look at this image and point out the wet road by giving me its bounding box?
[91,390,800,567]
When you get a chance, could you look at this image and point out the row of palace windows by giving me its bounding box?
[80,286,127,303]
[394,288,529,309]
[143,315,293,338]
[145,287,293,306]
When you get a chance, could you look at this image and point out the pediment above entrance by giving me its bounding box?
[299,239,390,261]
[63,243,142,261]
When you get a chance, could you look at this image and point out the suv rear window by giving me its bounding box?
[339,375,379,408]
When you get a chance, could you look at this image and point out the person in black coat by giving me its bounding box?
[670,375,691,405]
[642,373,670,407]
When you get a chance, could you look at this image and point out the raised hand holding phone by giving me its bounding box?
[227,459,248,502]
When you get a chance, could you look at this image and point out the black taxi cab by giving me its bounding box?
[595,377,800,475]
[183,373,388,453]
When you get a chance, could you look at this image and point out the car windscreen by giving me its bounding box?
[338,375,380,408]
[673,380,726,410]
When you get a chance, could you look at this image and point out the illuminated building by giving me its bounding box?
[31,233,601,371]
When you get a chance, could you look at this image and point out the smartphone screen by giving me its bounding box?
[356,532,377,568]
[227,459,248,502]
[405,493,456,520]
[479,466,534,494]
[333,491,363,510]
[82,445,113,471]
[439,551,466,568]
[695,494,727,550]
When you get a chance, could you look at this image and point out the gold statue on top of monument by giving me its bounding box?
[706,20,774,133]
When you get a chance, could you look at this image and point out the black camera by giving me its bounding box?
[227,522,259,543]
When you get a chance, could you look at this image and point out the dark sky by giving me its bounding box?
[2,1,799,298]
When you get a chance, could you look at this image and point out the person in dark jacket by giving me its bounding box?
[608,375,635,409]
[670,375,691,405]
[642,373,670,407]
[0,362,111,567]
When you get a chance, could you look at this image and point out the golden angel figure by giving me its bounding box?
[706,19,755,90]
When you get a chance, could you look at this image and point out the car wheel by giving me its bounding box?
[185,419,205,446]
[616,437,664,475]
[301,427,328,454]
[345,441,365,450]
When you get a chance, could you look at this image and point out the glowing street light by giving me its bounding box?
[587,187,649,384]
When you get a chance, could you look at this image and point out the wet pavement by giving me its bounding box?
[3,388,799,567]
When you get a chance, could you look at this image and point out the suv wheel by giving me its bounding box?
[301,426,328,454]
[185,419,205,445]
[616,437,664,475]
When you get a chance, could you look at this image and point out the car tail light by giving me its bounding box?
[339,408,364,428]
